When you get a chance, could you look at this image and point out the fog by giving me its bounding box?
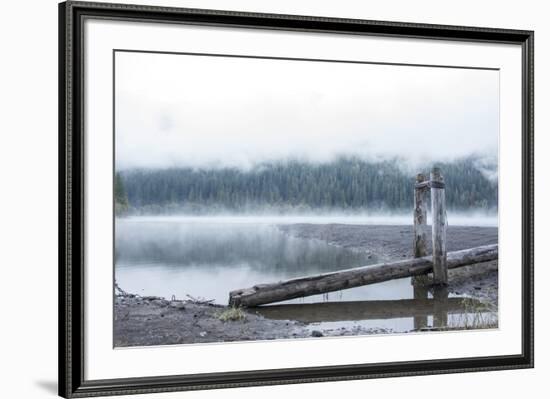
[115,51,499,171]
[125,212,498,227]
[115,218,379,305]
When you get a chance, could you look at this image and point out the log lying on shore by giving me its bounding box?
[229,244,498,307]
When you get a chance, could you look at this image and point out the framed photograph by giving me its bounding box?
[59,1,534,397]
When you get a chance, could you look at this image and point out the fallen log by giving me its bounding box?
[229,244,498,307]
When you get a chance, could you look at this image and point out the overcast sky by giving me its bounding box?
[115,51,498,170]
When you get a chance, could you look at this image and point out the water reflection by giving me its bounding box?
[115,218,380,304]
[413,284,450,329]
[257,283,496,332]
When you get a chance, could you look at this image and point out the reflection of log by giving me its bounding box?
[254,297,476,323]
[229,244,497,307]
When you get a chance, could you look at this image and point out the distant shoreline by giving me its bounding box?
[116,212,498,227]
[278,223,498,261]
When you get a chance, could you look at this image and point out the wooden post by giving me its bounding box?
[412,173,431,287]
[431,167,448,285]
[412,173,429,326]
[413,173,429,258]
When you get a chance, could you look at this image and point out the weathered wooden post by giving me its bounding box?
[413,173,429,258]
[430,167,448,285]
[412,173,431,288]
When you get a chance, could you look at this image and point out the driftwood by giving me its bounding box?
[185,294,215,305]
[229,244,498,307]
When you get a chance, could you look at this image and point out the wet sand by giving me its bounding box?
[114,224,498,347]
[114,295,308,347]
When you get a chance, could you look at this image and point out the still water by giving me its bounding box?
[115,216,493,333]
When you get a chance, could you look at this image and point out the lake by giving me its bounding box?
[115,215,497,333]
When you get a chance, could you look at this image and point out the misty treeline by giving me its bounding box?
[115,157,497,215]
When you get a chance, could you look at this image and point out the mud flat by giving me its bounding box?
[115,294,305,347]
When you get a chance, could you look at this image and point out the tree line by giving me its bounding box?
[115,157,498,215]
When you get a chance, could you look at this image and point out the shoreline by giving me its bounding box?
[114,293,397,347]
[278,224,498,303]
[117,213,498,228]
[114,223,498,347]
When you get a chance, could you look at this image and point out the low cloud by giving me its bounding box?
[115,51,499,170]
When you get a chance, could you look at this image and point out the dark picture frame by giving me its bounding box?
[59,1,534,397]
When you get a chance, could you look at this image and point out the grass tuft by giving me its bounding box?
[448,298,498,329]
[216,307,247,322]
